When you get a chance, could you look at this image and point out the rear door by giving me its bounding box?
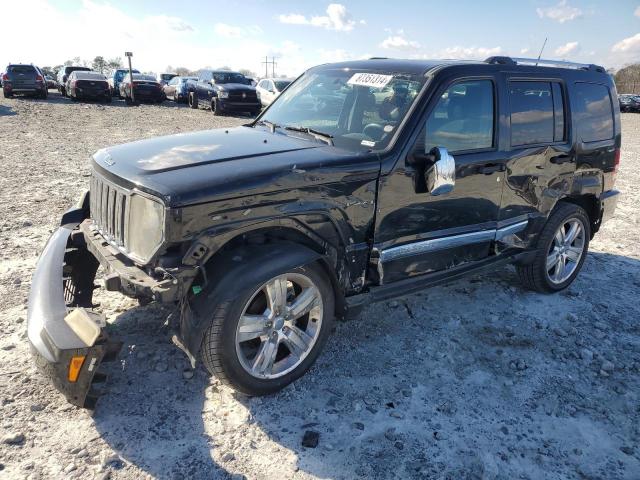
[499,75,575,224]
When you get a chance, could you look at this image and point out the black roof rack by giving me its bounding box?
[485,56,605,73]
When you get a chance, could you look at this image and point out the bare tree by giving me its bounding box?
[92,56,106,74]
[614,64,640,94]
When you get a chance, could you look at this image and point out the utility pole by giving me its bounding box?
[125,51,134,104]
[261,56,278,78]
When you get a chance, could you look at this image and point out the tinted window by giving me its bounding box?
[213,72,247,84]
[275,80,291,91]
[551,83,565,142]
[574,83,614,142]
[8,65,36,74]
[510,81,554,146]
[425,80,494,153]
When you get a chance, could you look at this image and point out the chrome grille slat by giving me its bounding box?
[90,173,128,248]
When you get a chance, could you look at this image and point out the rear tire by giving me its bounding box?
[198,260,334,396]
[3,91,11,98]
[517,203,590,293]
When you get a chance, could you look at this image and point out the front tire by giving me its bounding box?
[517,203,590,293]
[188,92,198,109]
[199,261,334,396]
[210,98,222,115]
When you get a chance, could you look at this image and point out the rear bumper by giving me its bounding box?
[74,89,110,99]
[132,90,165,102]
[599,189,620,225]
[27,216,121,408]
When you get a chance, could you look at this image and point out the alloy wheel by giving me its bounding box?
[235,273,323,379]
[546,218,586,284]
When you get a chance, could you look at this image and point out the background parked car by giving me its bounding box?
[188,70,261,115]
[157,72,177,86]
[163,75,196,102]
[66,71,111,103]
[57,66,92,96]
[256,77,292,106]
[120,73,165,104]
[619,94,640,113]
[109,68,140,97]
[45,75,58,89]
[3,64,48,99]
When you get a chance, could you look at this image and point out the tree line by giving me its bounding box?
[614,64,640,94]
[38,56,259,80]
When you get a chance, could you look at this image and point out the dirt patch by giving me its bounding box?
[1,92,639,479]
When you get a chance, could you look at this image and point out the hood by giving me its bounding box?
[215,83,255,92]
[92,126,363,207]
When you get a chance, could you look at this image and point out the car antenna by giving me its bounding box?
[536,37,547,66]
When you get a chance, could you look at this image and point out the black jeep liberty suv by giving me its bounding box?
[28,57,621,408]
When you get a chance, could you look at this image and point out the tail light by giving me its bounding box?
[612,148,620,186]
[35,74,44,83]
[71,80,77,88]
[2,73,9,81]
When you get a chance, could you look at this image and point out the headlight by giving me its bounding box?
[218,90,229,99]
[126,193,165,263]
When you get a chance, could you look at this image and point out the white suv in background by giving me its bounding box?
[256,78,291,106]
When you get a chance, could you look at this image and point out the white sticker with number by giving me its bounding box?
[347,73,393,89]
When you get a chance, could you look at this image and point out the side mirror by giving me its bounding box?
[426,147,455,196]
[409,147,455,195]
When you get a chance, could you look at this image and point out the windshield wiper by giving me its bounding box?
[284,126,334,146]
[254,119,279,133]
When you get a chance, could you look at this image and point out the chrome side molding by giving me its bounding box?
[379,219,530,264]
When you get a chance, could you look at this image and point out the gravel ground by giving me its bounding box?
[0,92,639,480]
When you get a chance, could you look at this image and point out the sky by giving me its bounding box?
[2,0,639,77]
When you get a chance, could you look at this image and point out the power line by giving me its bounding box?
[261,56,277,78]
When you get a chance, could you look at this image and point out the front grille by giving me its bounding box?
[228,90,258,102]
[89,173,128,247]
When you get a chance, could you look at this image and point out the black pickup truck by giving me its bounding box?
[28,57,620,408]
[187,69,261,115]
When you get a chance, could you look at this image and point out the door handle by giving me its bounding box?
[479,163,505,175]
[550,154,574,164]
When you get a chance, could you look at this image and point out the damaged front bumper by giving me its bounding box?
[27,216,122,408]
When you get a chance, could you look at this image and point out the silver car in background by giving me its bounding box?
[256,77,291,106]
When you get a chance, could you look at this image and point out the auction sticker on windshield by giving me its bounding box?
[347,73,393,89]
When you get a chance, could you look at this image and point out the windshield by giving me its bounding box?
[213,72,247,84]
[259,69,426,152]
[115,69,139,82]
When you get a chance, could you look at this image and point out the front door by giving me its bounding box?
[374,76,510,284]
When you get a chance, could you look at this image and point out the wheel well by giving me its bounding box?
[193,227,347,317]
[557,195,600,236]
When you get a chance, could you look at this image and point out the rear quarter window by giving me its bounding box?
[573,83,614,142]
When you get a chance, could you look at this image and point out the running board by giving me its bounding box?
[347,250,531,308]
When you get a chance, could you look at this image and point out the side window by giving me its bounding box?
[509,81,555,146]
[258,80,267,89]
[551,83,565,142]
[573,83,614,142]
[425,80,494,153]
